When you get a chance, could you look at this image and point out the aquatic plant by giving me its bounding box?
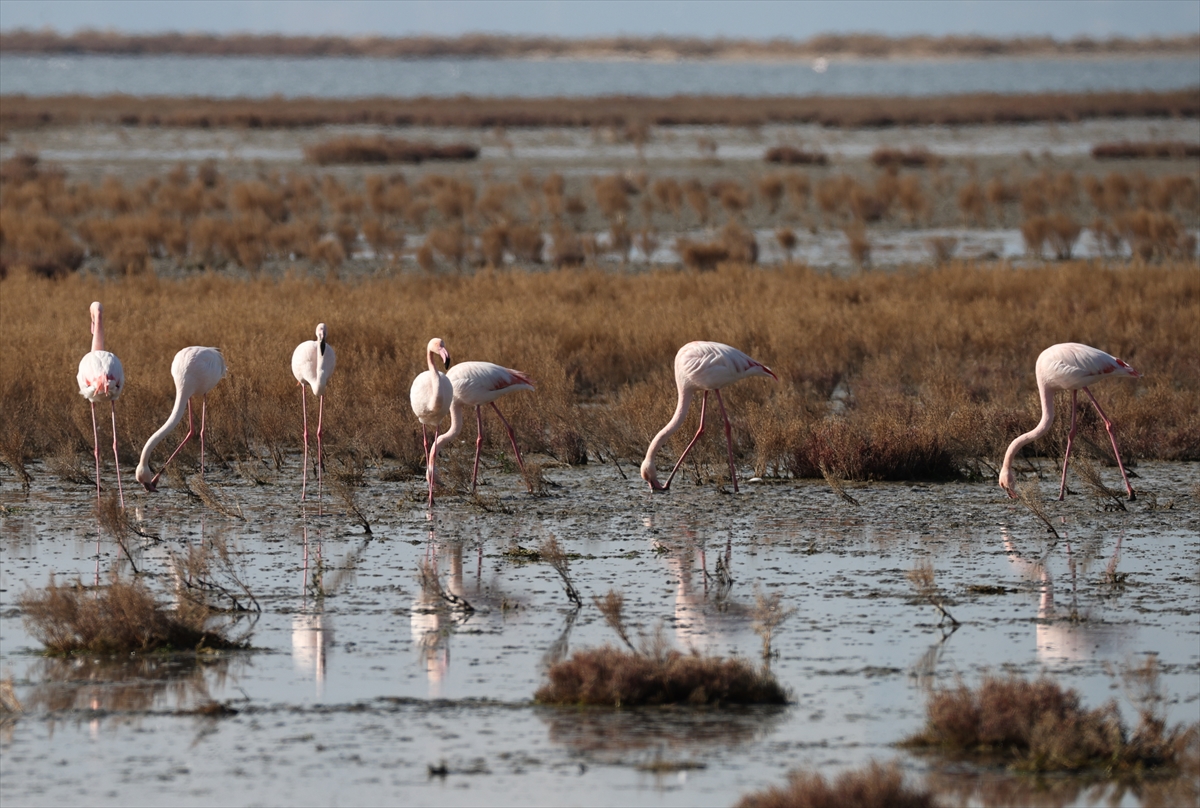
[736,761,935,808]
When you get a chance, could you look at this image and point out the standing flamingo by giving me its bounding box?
[999,342,1141,501]
[409,338,453,507]
[432,361,535,494]
[292,323,337,507]
[640,341,776,493]
[135,346,226,492]
[77,302,126,509]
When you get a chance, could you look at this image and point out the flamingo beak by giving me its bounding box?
[319,336,326,356]
[439,347,451,370]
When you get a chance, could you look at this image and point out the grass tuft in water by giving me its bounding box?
[735,760,935,808]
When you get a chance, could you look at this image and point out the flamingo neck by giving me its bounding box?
[431,398,466,457]
[1000,379,1056,484]
[91,312,105,353]
[643,385,694,472]
[138,385,188,475]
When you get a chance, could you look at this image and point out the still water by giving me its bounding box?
[1,54,1197,99]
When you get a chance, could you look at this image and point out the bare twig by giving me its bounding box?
[1014,482,1061,539]
[1074,454,1127,511]
[169,535,261,614]
[417,557,474,613]
[593,589,637,654]
[751,588,797,662]
[539,536,582,608]
[185,476,246,520]
[907,561,959,628]
[819,461,859,505]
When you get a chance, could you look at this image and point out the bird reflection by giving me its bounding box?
[291,610,331,697]
[410,535,474,697]
[659,522,737,650]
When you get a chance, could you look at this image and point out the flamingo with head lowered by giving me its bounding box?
[432,361,535,495]
[77,302,126,508]
[409,338,453,507]
[135,346,226,492]
[292,323,336,507]
[999,342,1141,501]
[641,341,776,493]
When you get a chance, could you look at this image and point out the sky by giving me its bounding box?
[0,0,1197,40]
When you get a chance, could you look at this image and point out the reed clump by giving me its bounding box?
[1092,141,1200,160]
[904,670,1198,774]
[19,573,246,654]
[304,136,478,165]
[736,762,935,808]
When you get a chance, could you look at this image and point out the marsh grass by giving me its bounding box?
[904,667,1198,775]
[19,572,246,654]
[907,561,959,628]
[736,761,935,808]
[1,262,1197,484]
[169,533,261,614]
[750,589,796,661]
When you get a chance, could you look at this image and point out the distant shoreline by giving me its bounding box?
[2,30,1197,61]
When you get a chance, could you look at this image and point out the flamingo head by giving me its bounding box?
[89,301,102,334]
[315,323,328,355]
[428,337,451,370]
[640,458,667,491]
[997,467,1018,499]
[135,462,159,493]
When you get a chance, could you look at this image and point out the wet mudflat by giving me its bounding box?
[1,458,1198,807]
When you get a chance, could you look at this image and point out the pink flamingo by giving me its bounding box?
[999,342,1141,501]
[432,361,535,494]
[77,302,126,508]
[135,346,227,492]
[292,323,337,506]
[640,341,776,493]
[409,338,453,507]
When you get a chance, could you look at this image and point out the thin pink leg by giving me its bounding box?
[199,396,207,481]
[90,402,102,507]
[1083,387,1136,500]
[471,406,485,493]
[1058,390,1078,501]
[664,392,708,490]
[151,401,194,487]
[316,395,325,516]
[110,402,125,510]
[300,385,309,503]
[714,389,739,493]
[421,424,430,468]
[490,403,529,491]
[427,426,440,508]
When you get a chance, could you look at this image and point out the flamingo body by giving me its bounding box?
[135,346,226,492]
[433,361,536,494]
[293,323,336,507]
[409,338,453,506]
[78,302,126,507]
[640,341,776,493]
[999,342,1141,500]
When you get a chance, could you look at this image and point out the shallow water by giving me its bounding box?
[2,54,1197,99]
[1,456,1197,806]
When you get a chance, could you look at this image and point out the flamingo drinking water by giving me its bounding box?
[641,341,776,493]
[409,338,453,507]
[292,323,336,506]
[999,342,1141,501]
[77,302,126,508]
[432,361,535,495]
[135,346,226,492]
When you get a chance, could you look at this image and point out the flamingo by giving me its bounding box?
[640,341,776,493]
[292,323,337,506]
[135,346,227,492]
[999,342,1141,501]
[77,302,126,509]
[409,338,452,507]
[431,361,535,494]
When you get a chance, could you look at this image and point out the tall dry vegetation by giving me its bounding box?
[1,262,1196,485]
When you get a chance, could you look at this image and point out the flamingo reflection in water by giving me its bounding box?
[411,539,478,697]
[293,523,332,697]
[645,515,739,651]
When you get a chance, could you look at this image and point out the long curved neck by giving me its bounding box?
[91,312,105,353]
[139,385,189,470]
[432,398,466,456]
[1001,380,1056,481]
[315,339,327,382]
[643,385,694,470]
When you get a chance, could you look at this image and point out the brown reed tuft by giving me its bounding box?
[304,135,479,165]
[736,762,935,808]
[765,145,828,166]
[871,146,942,168]
[1092,141,1200,160]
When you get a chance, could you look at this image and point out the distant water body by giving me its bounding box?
[1,54,1197,98]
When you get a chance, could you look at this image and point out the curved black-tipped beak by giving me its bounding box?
[319,337,326,356]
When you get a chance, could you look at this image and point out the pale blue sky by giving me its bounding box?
[0,0,1197,39]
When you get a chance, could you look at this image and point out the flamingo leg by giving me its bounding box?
[1058,390,1079,501]
[490,403,529,492]
[427,426,440,508]
[90,402,102,507]
[151,400,195,487]
[110,402,125,510]
[299,384,309,504]
[664,392,707,490]
[199,396,208,481]
[316,394,325,516]
[471,406,485,494]
[1083,387,1136,500]
[713,389,739,493]
[421,424,430,470]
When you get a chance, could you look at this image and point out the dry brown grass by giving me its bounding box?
[736,762,935,808]
[1093,141,1200,160]
[872,146,942,169]
[765,146,828,166]
[905,668,1198,774]
[1,262,1197,484]
[534,643,788,707]
[19,572,246,654]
